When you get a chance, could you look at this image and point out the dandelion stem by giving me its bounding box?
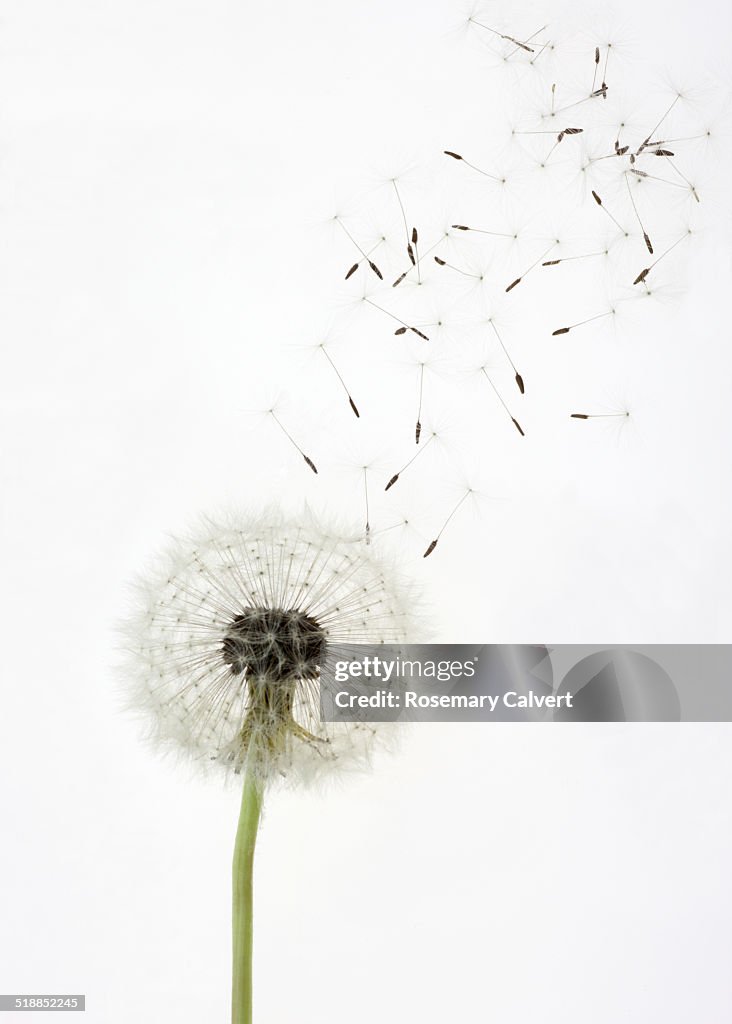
[232,771,263,1024]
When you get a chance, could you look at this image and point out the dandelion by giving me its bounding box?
[120,508,415,1024]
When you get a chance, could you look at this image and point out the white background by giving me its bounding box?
[1,0,731,1021]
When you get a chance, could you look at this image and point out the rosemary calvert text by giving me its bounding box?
[333,691,574,711]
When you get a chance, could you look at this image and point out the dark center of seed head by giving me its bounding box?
[221,607,326,679]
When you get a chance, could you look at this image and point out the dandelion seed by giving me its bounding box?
[542,249,609,266]
[591,190,628,235]
[624,172,653,253]
[423,489,472,558]
[433,255,484,281]
[443,150,505,183]
[512,128,562,136]
[364,298,429,341]
[390,178,418,280]
[415,363,425,444]
[487,319,524,393]
[319,346,360,418]
[638,94,682,152]
[269,411,318,474]
[552,309,615,335]
[629,166,689,190]
[663,156,701,201]
[480,368,525,435]
[651,132,710,145]
[384,432,437,492]
[468,18,535,52]
[631,230,691,286]
[599,42,611,97]
[451,224,516,238]
[505,243,557,292]
[571,411,630,419]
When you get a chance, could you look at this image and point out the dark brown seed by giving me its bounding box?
[384,474,399,492]
[394,326,408,335]
[303,455,318,474]
[557,132,565,143]
[444,151,463,160]
[552,327,570,335]
[423,539,438,559]
[349,397,360,418]
[571,413,589,419]
[515,373,525,394]
[345,263,359,280]
[452,224,470,231]
[543,260,560,266]
[512,418,525,437]
[643,233,653,255]
[411,328,429,341]
[595,47,600,63]
[369,261,383,280]
[653,149,674,156]
[434,256,446,266]
[392,271,408,288]
[564,127,583,135]
[616,146,629,155]
[633,268,650,285]
[412,227,418,244]
[415,421,422,444]
[592,190,602,205]
[407,243,416,265]
[505,277,522,292]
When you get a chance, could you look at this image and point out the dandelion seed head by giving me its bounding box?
[120,508,417,787]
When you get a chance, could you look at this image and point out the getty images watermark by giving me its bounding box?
[319,645,732,722]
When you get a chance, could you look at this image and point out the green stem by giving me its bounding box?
[232,771,263,1024]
